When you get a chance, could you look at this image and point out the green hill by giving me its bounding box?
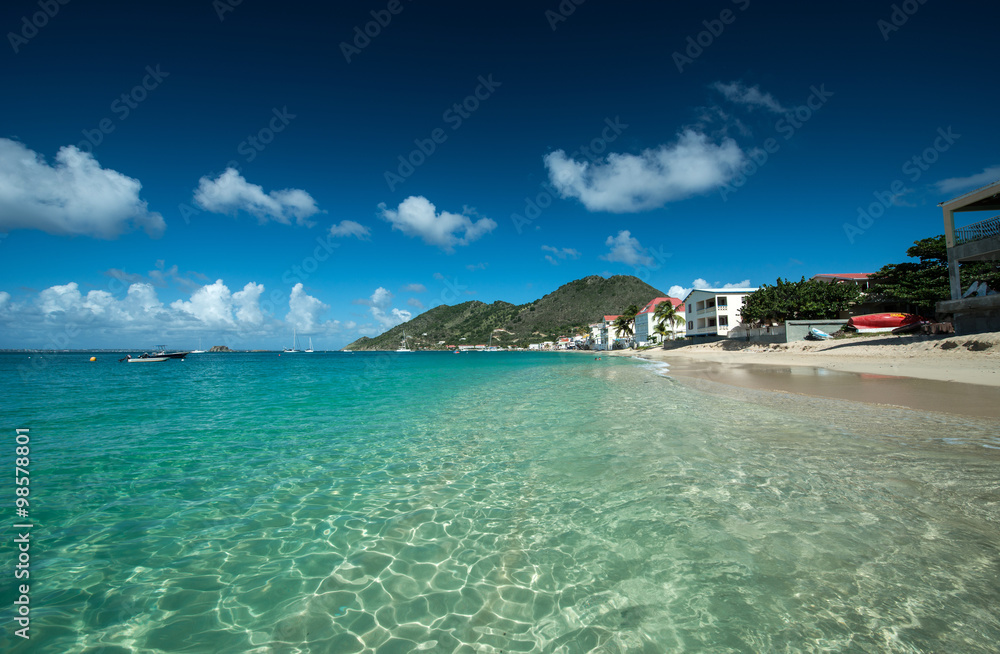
[344,275,668,350]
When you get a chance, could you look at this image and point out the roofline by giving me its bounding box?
[681,288,758,303]
[939,178,1000,211]
[812,273,872,277]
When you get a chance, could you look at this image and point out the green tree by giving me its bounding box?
[741,277,861,326]
[653,300,682,338]
[652,322,670,346]
[868,235,1000,315]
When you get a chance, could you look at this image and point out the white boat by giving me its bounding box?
[284,328,300,353]
[395,331,412,352]
[124,354,168,363]
[190,338,205,354]
[305,337,314,353]
[150,345,190,359]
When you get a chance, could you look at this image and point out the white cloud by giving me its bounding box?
[935,166,1000,195]
[712,81,787,113]
[17,281,167,334]
[544,130,745,212]
[401,283,426,293]
[541,245,581,265]
[286,283,330,332]
[0,139,165,238]
[671,278,753,299]
[329,220,370,239]
[0,279,359,349]
[366,286,412,329]
[600,231,654,268]
[667,285,691,300]
[233,282,265,326]
[193,168,320,226]
[370,287,392,310]
[122,283,164,316]
[378,195,497,252]
[407,297,424,310]
[171,280,236,326]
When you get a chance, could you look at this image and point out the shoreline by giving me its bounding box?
[609,332,1000,419]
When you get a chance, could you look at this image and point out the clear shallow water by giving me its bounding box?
[1,351,999,653]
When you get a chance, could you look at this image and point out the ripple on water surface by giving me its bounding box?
[2,351,999,653]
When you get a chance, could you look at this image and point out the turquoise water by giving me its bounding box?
[2,351,999,653]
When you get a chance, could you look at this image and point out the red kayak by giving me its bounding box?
[847,313,925,333]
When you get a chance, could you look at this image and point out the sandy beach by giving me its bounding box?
[612,332,1000,418]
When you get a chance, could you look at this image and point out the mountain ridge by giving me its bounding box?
[345,275,668,350]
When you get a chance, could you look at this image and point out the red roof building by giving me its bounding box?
[635,296,685,343]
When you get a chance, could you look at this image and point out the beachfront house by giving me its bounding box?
[937,179,1000,333]
[683,287,757,339]
[599,315,621,350]
[633,297,685,345]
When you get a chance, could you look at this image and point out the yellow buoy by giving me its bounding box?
[90,356,96,362]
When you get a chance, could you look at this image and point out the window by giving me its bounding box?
[688,321,693,330]
[719,315,729,327]
[687,304,692,313]
[717,297,727,308]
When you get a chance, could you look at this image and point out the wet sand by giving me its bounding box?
[653,356,1000,419]
[609,332,1000,419]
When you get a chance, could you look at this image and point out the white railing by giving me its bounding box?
[955,214,1000,245]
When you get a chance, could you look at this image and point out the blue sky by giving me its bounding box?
[2,0,998,349]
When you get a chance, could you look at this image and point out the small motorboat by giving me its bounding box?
[151,345,190,359]
[847,313,925,333]
[122,354,168,363]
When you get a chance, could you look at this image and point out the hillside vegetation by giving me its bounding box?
[345,275,667,350]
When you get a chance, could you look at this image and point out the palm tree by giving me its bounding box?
[653,322,670,346]
[613,314,635,348]
[653,300,682,340]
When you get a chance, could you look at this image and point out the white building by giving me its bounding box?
[633,297,685,344]
[597,315,622,350]
[682,288,757,338]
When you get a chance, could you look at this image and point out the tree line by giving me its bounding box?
[740,235,1000,326]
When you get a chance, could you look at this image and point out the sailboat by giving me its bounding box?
[305,337,314,353]
[190,338,205,354]
[283,328,300,353]
[395,330,412,352]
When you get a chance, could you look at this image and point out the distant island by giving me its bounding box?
[209,345,233,352]
[345,274,666,351]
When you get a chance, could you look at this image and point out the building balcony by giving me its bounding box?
[955,214,1000,246]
